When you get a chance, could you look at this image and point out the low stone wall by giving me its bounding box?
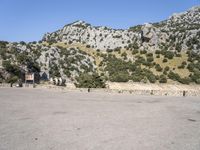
[106,82,200,97]
[112,89,200,97]
[0,83,11,88]
[1,83,200,97]
[0,83,36,88]
[79,88,200,97]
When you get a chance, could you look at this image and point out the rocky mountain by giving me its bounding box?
[0,6,200,86]
[43,20,139,51]
[43,6,200,52]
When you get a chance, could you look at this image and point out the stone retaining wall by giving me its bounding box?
[0,83,35,88]
[0,83,11,88]
[1,83,200,97]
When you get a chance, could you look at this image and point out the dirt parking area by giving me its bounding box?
[0,88,200,150]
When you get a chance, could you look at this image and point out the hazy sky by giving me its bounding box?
[0,0,199,42]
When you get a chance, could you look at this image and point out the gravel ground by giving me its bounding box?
[0,88,200,150]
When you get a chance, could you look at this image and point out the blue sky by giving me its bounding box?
[0,0,199,42]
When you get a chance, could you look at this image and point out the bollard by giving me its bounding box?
[150,90,154,95]
[183,90,186,97]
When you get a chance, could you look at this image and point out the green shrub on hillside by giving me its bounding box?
[110,71,130,82]
[159,75,167,83]
[147,56,154,62]
[178,77,191,84]
[75,73,105,88]
[49,64,61,77]
[0,41,8,48]
[6,76,18,83]
[146,72,157,83]
[128,42,139,49]
[132,49,139,55]
[155,50,161,54]
[164,51,174,59]
[140,50,147,54]
[190,70,200,84]
[121,52,127,60]
[168,71,181,81]
[187,63,195,72]
[156,55,160,58]
[163,58,168,63]
[155,64,163,72]
[0,48,7,60]
[2,61,20,76]
[86,45,91,48]
[164,66,170,72]
[129,25,142,32]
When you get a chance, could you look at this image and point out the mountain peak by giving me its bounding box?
[67,20,91,27]
[72,20,87,25]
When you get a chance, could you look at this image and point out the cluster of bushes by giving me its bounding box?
[1,36,200,86]
[73,24,88,29]
[0,41,9,60]
[128,25,142,32]
[167,71,191,84]
[159,75,167,83]
[2,61,20,76]
[190,71,200,84]
[99,49,200,85]
[161,50,174,59]
[2,60,21,83]
[132,49,139,55]
[103,55,159,83]
[0,41,8,48]
[146,53,154,63]
[114,47,122,52]
[57,46,95,78]
[49,63,61,77]
[121,52,127,60]
[127,42,139,50]
[110,71,129,82]
[0,48,7,60]
[178,61,187,69]
[106,49,113,53]
[186,51,200,84]
[75,73,105,88]
[0,42,43,83]
[140,50,147,54]
[186,37,199,50]
[155,64,163,72]
[14,49,41,73]
[86,45,91,48]
[113,35,122,38]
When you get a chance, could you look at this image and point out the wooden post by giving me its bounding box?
[33,73,35,88]
[25,72,27,87]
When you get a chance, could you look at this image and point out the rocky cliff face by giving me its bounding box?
[43,6,200,52]
[43,20,140,50]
